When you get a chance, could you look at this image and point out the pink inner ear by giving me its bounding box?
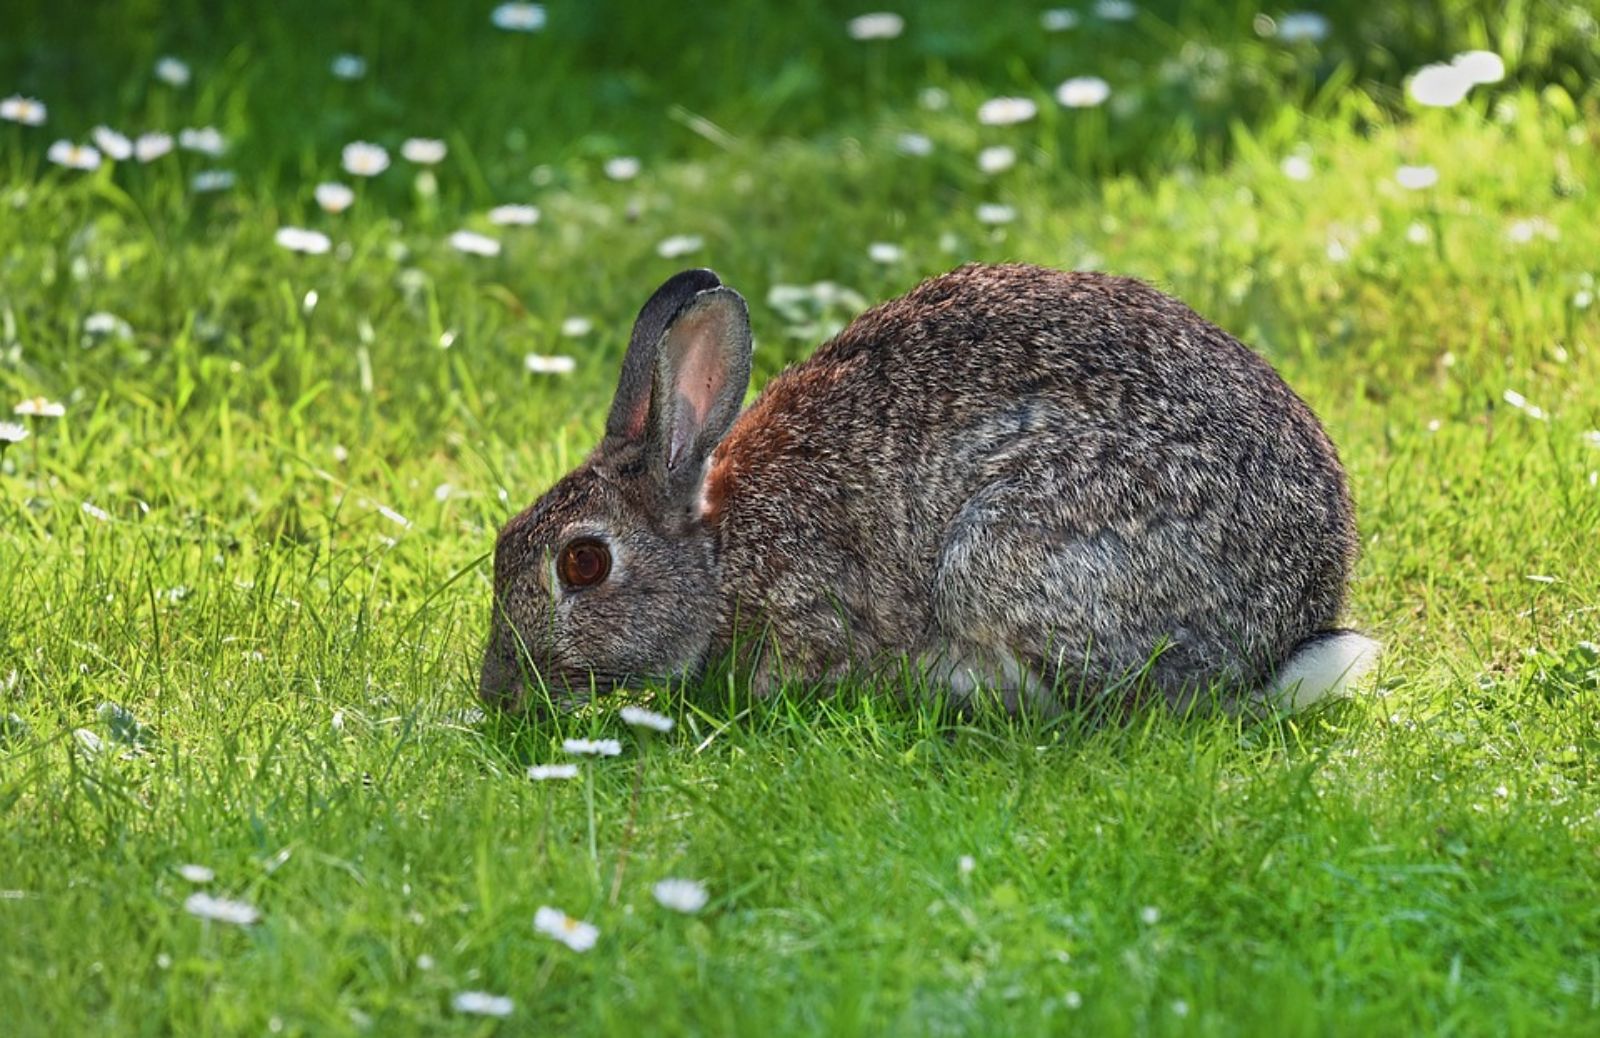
[630,307,726,441]
[674,309,725,428]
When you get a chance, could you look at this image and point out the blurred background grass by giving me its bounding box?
[7,1,1598,187]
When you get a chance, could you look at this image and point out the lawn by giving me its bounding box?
[3,1,1599,1034]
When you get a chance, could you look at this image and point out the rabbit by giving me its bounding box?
[479,263,1378,715]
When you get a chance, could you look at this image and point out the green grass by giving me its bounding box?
[3,1,1600,1034]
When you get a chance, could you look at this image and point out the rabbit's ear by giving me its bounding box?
[646,286,752,503]
[606,268,724,443]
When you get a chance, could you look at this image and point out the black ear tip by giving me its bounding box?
[694,284,749,318]
[661,268,722,294]
[634,269,724,332]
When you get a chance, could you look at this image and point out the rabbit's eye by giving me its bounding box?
[558,539,611,589]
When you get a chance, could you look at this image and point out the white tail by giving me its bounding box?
[1265,631,1381,712]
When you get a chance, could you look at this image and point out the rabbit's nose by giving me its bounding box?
[478,652,525,711]
[478,682,521,712]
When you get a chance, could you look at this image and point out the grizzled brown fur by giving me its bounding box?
[481,263,1359,712]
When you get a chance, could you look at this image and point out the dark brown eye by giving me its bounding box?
[558,539,611,589]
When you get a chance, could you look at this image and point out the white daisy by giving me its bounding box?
[895,132,933,157]
[1503,389,1548,419]
[0,95,46,126]
[1040,9,1080,32]
[177,864,215,884]
[84,312,132,338]
[179,126,226,156]
[652,878,708,914]
[15,397,65,418]
[562,737,622,757]
[525,354,576,374]
[604,155,641,181]
[918,86,949,111]
[452,991,514,1018]
[656,234,704,258]
[1408,63,1472,108]
[342,141,389,177]
[448,230,501,256]
[1094,0,1135,20]
[1395,164,1438,190]
[977,96,1037,126]
[488,204,540,226]
[190,169,236,192]
[560,316,593,338]
[1275,12,1330,43]
[1506,217,1555,244]
[401,137,447,165]
[155,56,191,87]
[184,892,259,926]
[491,3,547,31]
[1406,221,1431,245]
[868,242,904,264]
[977,145,1016,174]
[1140,904,1160,925]
[1281,154,1313,181]
[0,422,27,445]
[1452,50,1505,85]
[331,54,367,80]
[91,127,132,161]
[847,12,905,40]
[767,283,811,310]
[527,763,579,781]
[620,705,674,732]
[47,141,101,171]
[1055,76,1111,108]
[135,132,173,163]
[976,203,1016,225]
[958,854,976,876]
[274,227,332,255]
[315,182,355,213]
[534,905,599,951]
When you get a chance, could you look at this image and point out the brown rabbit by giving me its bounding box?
[480,264,1376,714]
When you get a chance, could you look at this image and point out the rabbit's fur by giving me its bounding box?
[481,263,1368,714]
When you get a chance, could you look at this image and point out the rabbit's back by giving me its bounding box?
[705,263,1356,703]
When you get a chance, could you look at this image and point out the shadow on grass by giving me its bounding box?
[458,654,1375,782]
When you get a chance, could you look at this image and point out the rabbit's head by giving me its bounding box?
[479,269,753,711]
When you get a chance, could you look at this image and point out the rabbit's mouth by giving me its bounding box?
[478,659,650,713]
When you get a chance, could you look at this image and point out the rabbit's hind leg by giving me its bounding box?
[930,470,1192,712]
[911,649,1053,716]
